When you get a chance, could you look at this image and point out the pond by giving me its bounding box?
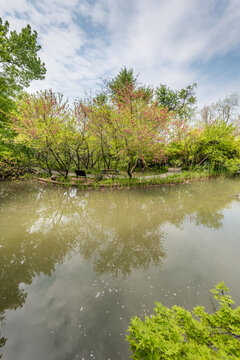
[0,179,240,359]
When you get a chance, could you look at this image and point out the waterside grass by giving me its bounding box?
[30,168,237,190]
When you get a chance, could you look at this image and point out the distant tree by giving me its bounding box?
[200,105,215,125]
[156,83,197,120]
[106,66,138,97]
[200,92,239,125]
[215,92,239,123]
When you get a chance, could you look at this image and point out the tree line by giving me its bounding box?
[1,17,240,179]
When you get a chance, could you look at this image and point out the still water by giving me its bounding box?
[0,179,240,359]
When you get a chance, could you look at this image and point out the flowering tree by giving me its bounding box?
[81,84,187,177]
[72,100,101,170]
[11,90,78,176]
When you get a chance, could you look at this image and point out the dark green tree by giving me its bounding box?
[106,66,138,96]
[156,83,197,120]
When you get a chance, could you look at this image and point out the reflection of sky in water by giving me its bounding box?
[1,179,240,359]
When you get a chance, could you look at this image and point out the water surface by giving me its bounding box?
[0,179,240,359]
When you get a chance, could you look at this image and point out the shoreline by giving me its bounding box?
[31,171,220,190]
[1,170,237,191]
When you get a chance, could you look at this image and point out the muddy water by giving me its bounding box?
[0,179,240,359]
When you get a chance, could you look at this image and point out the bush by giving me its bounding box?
[127,282,240,359]
[0,153,29,178]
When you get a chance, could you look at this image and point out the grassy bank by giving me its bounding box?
[29,168,237,190]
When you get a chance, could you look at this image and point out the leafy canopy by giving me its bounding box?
[106,66,138,96]
[0,17,46,123]
[0,18,46,92]
[156,83,197,120]
[127,282,240,360]
[0,17,46,175]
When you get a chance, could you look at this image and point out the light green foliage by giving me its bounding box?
[165,141,185,167]
[3,64,240,178]
[0,17,46,175]
[11,90,78,176]
[166,121,240,171]
[83,82,184,178]
[127,282,240,359]
[0,140,31,178]
[195,121,240,171]
[0,17,46,98]
[0,17,46,125]
[156,83,197,120]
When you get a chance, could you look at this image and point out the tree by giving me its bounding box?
[106,66,138,97]
[127,282,240,360]
[166,121,240,171]
[72,100,101,170]
[156,83,197,120]
[0,17,46,175]
[200,92,239,125]
[105,67,153,103]
[194,120,240,170]
[11,90,79,177]
[0,18,46,100]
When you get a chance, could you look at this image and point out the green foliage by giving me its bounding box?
[195,121,240,170]
[156,83,197,120]
[165,121,240,172]
[0,17,45,126]
[106,66,138,97]
[165,141,185,166]
[2,62,240,180]
[11,90,79,177]
[0,17,46,97]
[83,82,185,178]
[127,282,240,359]
[0,17,46,176]
[223,158,240,174]
[105,67,153,104]
[0,126,32,178]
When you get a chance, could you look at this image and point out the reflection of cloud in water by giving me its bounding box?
[1,179,240,357]
[3,258,131,359]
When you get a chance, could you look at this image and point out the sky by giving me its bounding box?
[1,0,240,107]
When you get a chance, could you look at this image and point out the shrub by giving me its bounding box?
[127,282,240,359]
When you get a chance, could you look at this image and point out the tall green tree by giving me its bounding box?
[0,18,46,104]
[156,83,197,120]
[0,17,46,175]
[104,66,153,103]
[106,66,138,96]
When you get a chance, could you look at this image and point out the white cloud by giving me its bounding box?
[0,0,239,105]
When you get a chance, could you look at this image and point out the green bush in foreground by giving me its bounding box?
[127,282,240,359]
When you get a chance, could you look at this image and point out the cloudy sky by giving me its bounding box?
[1,0,240,106]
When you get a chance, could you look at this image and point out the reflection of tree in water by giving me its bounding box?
[0,312,6,358]
[0,179,239,354]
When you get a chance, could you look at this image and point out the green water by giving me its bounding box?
[0,179,240,359]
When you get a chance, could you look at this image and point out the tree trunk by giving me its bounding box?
[127,162,132,178]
